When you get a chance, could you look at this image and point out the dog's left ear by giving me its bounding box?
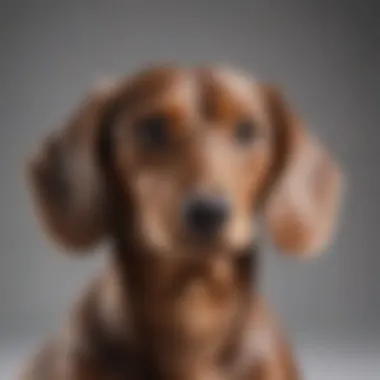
[262,85,343,257]
[27,80,118,252]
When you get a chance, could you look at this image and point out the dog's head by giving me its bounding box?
[28,65,342,258]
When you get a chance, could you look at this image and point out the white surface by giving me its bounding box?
[1,338,379,380]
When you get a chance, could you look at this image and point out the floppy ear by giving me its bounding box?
[263,86,343,257]
[28,81,117,252]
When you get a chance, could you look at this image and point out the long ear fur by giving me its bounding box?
[28,81,117,252]
[263,86,343,257]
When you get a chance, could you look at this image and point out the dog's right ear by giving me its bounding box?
[262,85,343,257]
[28,80,118,253]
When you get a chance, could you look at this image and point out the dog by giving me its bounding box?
[21,65,342,380]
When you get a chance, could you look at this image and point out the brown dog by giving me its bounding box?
[21,65,342,380]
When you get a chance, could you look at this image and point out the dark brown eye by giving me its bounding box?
[235,120,258,144]
[136,114,169,149]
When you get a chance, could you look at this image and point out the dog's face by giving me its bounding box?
[112,68,273,254]
[28,65,342,258]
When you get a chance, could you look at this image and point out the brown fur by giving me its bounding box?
[22,65,342,380]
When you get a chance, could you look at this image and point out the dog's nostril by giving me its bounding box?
[183,196,230,236]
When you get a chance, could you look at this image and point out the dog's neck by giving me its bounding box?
[113,238,258,312]
[106,236,258,380]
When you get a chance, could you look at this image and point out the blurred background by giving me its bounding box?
[1,0,379,379]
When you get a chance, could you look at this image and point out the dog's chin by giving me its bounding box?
[141,234,219,260]
[165,234,253,259]
[184,234,226,256]
[187,227,256,257]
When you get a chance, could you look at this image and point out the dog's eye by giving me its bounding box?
[235,120,259,145]
[137,114,169,149]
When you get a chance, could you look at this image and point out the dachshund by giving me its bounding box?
[21,65,342,380]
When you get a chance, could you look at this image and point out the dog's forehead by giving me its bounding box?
[207,67,258,99]
[200,67,262,114]
[123,66,261,110]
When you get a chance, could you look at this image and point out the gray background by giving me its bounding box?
[1,0,379,378]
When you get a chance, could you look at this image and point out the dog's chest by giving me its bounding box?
[104,254,254,380]
[150,258,242,353]
[136,257,252,380]
[178,264,237,342]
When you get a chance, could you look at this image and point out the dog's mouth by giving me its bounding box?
[141,222,253,259]
[174,226,238,258]
[177,206,254,256]
[185,232,223,251]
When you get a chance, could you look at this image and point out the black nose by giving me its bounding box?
[183,195,230,236]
